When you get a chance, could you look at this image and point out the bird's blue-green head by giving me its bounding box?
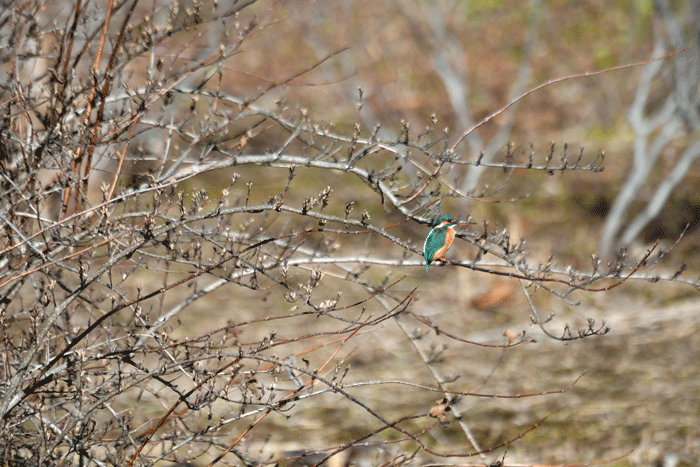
[431,214,456,228]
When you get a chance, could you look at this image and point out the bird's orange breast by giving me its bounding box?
[431,227,455,260]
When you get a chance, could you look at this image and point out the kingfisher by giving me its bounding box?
[423,214,475,271]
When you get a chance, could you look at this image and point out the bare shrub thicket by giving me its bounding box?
[1,1,697,466]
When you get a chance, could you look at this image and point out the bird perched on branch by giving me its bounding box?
[423,214,475,271]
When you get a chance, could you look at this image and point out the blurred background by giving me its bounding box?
[3,0,700,465]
